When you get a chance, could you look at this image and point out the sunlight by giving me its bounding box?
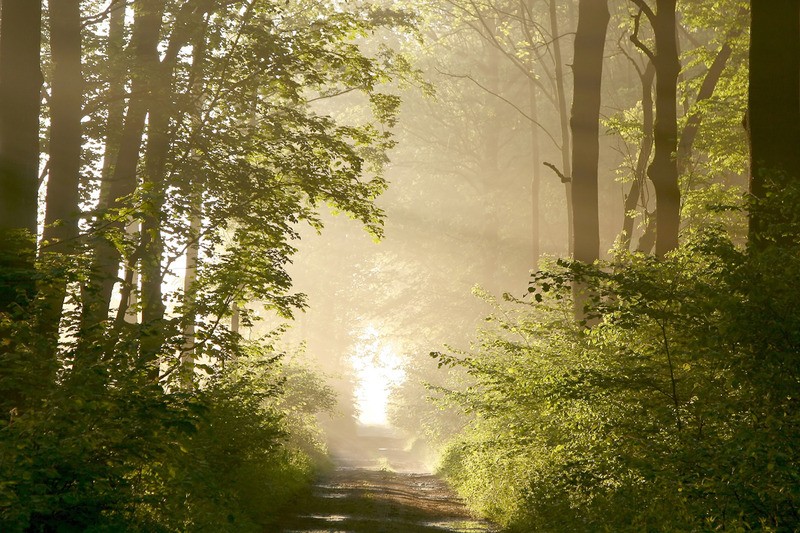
[350,325,406,427]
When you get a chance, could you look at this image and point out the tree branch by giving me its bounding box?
[630,8,656,63]
[544,161,571,183]
[437,68,561,150]
[628,0,656,26]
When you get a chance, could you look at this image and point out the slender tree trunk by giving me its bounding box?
[138,51,174,367]
[139,5,212,369]
[0,0,42,313]
[98,0,126,205]
[648,0,681,256]
[570,0,609,320]
[97,2,139,325]
[81,0,164,333]
[480,19,502,292]
[180,24,209,389]
[628,40,732,253]
[748,0,800,248]
[39,0,82,340]
[181,206,201,388]
[622,62,655,250]
[570,0,608,265]
[549,0,574,255]
[529,79,541,265]
[677,42,733,175]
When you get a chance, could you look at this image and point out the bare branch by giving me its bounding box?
[543,161,571,183]
[628,0,656,25]
[630,8,656,63]
[437,68,561,150]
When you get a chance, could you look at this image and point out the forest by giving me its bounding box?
[0,0,798,531]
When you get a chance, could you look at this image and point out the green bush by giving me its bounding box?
[0,345,333,532]
[434,229,800,532]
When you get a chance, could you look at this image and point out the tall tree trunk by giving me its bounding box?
[181,205,201,388]
[139,4,212,370]
[139,89,170,371]
[0,0,43,413]
[647,0,681,256]
[570,0,609,320]
[81,0,164,335]
[39,0,83,340]
[479,18,502,293]
[549,0,574,255]
[570,0,608,265]
[748,0,800,248]
[629,40,732,254]
[622,62,655,251]
[98,0,127,205]
[181,20,210,389]
[82,0,163,328]
[98,2,139,324]
[0,0,42,313]
[529,79,541,265]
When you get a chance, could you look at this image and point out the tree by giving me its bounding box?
[569,0,609,317]
[630,0,681,256]
[0,0,43,413]
[548,0,575,255]
[0,1,415,528]
[619,61,654,251]
[0,0,43,313]
[40,0,84,341]
[747,0,800,247]
[80,0,166,339]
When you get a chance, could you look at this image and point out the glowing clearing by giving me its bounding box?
[350,325,406,427]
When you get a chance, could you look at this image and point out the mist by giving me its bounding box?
[2,1,796,532]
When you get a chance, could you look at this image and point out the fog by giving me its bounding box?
[247,5,648,466]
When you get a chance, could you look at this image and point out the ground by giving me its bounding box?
[276,428,498,533]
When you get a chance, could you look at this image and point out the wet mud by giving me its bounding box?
[275,431,498,533]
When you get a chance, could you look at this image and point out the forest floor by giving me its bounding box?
[275,428,498,533]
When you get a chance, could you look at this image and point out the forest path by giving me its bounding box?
[276,430,498,533]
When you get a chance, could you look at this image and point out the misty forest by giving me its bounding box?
[0,0,798,531]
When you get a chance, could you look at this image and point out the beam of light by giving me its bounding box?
[350,325,406,427]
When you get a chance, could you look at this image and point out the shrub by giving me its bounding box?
[434,229,800,531]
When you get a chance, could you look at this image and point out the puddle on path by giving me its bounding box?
[275,434,499,533]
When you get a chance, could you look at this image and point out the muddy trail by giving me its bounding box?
[276,429,499,533]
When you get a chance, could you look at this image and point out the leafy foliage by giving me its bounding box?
[0,344,333,532]
[433,227,800,531]
[1,1,413,530]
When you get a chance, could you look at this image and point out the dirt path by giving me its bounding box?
[276,432,498,533]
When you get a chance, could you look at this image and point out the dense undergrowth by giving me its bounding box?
[433,227,800,532]
[0,341,333,532]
